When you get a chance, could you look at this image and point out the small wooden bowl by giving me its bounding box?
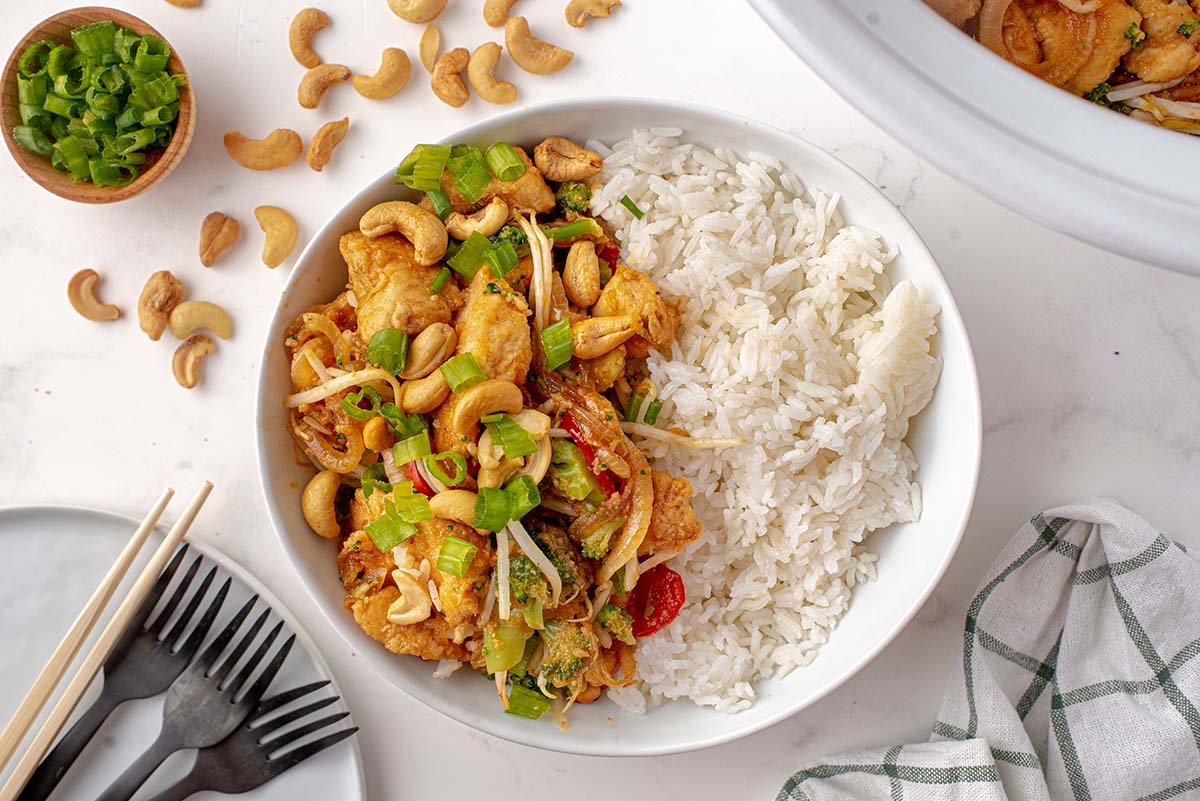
[0,7,194,204]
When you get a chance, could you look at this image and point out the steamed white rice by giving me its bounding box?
[586,129,942,713]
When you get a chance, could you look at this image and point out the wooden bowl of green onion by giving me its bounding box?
[0,7,194,203]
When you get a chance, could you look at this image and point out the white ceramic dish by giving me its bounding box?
[0,505,365,800]
[750,0,1200,277]
[255,98,982,756]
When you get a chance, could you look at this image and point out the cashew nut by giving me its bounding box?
[386,0,447,23]
[164,0,201,6]
[533,136,603,181]
[509,409,552,440]
[467,42,517,105]
[353,48,411,99]
[450,379,524,436]
[223,129,303,171]
[298,63,351,109]
[138,270,183,340]
[419,24,441,72]
[565,0,621,27]
[445,197,510,240]
[504,17,573,75]
[483,0,519,26]
[363,416,395,452]
[67,269,120,322]
[199,211,240,267]
[478,457,522,489]
[172,334,214,390]
[400,322,457,379]
[516,435,552,483]
[169,300,233,340]
[387,570,433,625]
[429,490,479,527]
[563,240,600,307]
[306,117,349,172]
[359,201,448,266]
[289,8,329,68]
[572,315,634,359]
[255,206,299,268]
[302,470,342,538]
[431,48,470,108]
[399,369,450,413]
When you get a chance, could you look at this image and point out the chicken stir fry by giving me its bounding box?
[284,137,728,723]
[930,0,1200,134]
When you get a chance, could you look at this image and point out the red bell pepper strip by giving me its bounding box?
[560,411,619,497]
[597,242,621,269]
[628,564,686,637]
[406,460,435,498]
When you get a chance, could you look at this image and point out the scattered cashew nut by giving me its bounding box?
[386,571,432,624]
[565,0,621,27]
[563,240,600,307]
[67,269,120,322]
[386,0,447,23]
[400,322,457,379]
[449,379,524,437]
[431,48,470,107]
[138,270,183,340]
[255,206,299,268]
[505,17,573,75]
[172,334,214,390]
[363,416,395,452]
[298,63,350,109]
[467,42,517,105]
[169,300,233,340]
[223,129,303,170]
[359,201,448,265]
[199,211,240,266]
[163,0,201,7]
[353,48,411,99]
[483,0,520,26]
[429,490,479,527]
[445,197,509,239]
[306,117,349,172]
[400,369,450,414]
[572,315,634,359]
[419,24,441,72]
[289,8,329,68]
[533,135,603,181]
[301,470,341,538]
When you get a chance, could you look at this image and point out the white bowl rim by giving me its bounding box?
[254,96,982,756]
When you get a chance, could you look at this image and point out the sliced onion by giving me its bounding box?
[284,367,402,408]
[507,519,563,608]
[1150,96,1200,121]
[1107,78,1187,102]
[639,550,681,572]
[381,448,406,485]
[619,421,745,449]
[979,0,1015,55]
[302,312,352,368]
[598,441,653,587]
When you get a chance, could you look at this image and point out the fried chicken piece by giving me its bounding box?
[438,147,555,215]
[1065,0,1143,94]
[408,518,492,629]
[345,488,386,535]
[638,471,702,557]
[340,231,462,340]
[927,0,982,28]
[1124,0,1200,82]
[592,265,680,358]
[337,529,393,597]
[454,269,532,384]
[350,586,471,661]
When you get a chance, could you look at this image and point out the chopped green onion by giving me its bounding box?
[486,416,538,460]
[541,217,604,243]
[643,400,663,425]
[426,187,452,220]
[540,319,573,371]
[429,267,451,293]
[446,144,491,203]
[623,393,645,423]
[360,463,392,499]
[52,135,89,180]
[133,34,170,72]
[88,158,136,187]
[620,195,645,220]
[505,475,541,520]
[436,536,479,577]
[483,624,529,673]
[366,328,409,375]
[340,386,382,421]
[440,353,487,393]
[380,403,426,437]
[13,126,52,157]
[484,241,519,278]
[18,41,55,77]
[364,499,418,552]
[446,231,490,277]
[484,142,526,181]
[480,413,505,423]
[473,487,513,532]
[42,94,77,118]
[393,491,433,523]
[505,684,550,719]
[18,74,47,106]
[392,430,432,466]
[425,451,467,486]
[70,21,117,60]
[395,143,451,191]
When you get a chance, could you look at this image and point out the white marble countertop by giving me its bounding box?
[2,0,1198,798]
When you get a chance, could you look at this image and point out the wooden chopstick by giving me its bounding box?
[0,487,175,771]
[0,481,213,801]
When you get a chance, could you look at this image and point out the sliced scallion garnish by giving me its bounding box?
[486,417,538,460]
[505,685,550,719]
[620,195,645,220]
[364,499,418,552]
[540,319,573,371]
[429,266,451,293]
[473,487,513,532]
[485,240,519,278]
[446,231,490,278]
[360,463,392,499]
[392,430,432,466]
[366,328,409,375]
[484,142,526,182]
[440,352,487,393]
[505,475,540,520]
[395,143,451,191]
[425,451,467,486]
[436,535,479,577]
[426,187,452,220]
[446,144,491,203]
[643,399,663,425]
[541,217,604,243]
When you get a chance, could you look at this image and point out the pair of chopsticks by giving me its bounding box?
[0,482,214,801]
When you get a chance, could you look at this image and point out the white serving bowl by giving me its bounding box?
[255,98,982,756]
[750,0,1200,277]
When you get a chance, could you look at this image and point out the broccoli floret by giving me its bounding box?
[598,604,635,646]
[554,181,591,214]
[491,225,528,248]
[538,620,593,688]
[530,529,578,588]
[1085,83,1112,107]
[508,555,549,605]
[549,439,605,505]
[580,517,626,561]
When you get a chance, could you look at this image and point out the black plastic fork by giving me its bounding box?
[94,595,296,801]
[17,546,228,801]
[141,681,358,801]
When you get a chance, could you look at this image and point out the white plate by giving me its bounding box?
[255,98,982,756]
[0,505,365,801]
[749,0,1200,277]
